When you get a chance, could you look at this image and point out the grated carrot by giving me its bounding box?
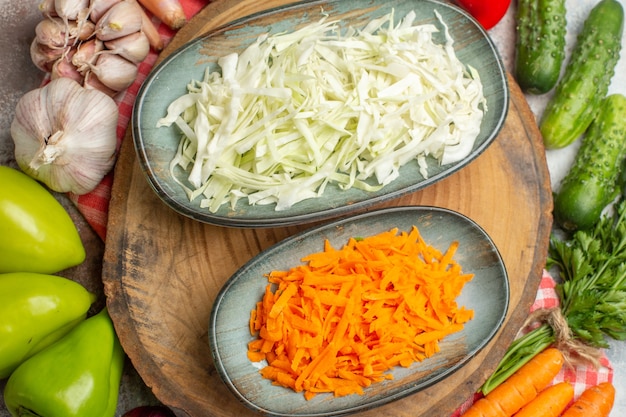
[247,226,474,399]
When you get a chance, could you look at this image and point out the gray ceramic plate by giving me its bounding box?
[209,206,509,416]
[133,0,509,227]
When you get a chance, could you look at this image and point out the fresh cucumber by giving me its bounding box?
[540,0,624,149]
[514,0,567,94]
[554,94,626,232]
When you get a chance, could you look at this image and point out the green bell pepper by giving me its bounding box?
[0,272,96,379]
[4,308,125,417]
[0,166,85,274]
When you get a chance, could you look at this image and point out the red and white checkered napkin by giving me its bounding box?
[65,0,207,241]
[451,270,613,416]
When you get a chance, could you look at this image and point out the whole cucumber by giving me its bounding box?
[554,94,626,232]
[515,0,567,95]
[540,0,624,149]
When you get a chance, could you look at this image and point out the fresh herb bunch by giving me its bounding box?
[480,198,626,394]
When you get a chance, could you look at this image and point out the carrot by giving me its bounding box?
[512,381,574,417]
[461,347,564,417]
[137,0,186,30]
[247,226,475,400]
[561,382,615,417]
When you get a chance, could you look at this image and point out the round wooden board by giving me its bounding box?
[102,1,553,416]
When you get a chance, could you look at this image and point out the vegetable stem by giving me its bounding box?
[482,198,626,394]
[480,324,555,395]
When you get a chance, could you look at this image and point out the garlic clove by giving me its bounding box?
[104,30,149,63]
[11,77,119,195]
[30,39,67,72]
[95,0,143,41]
[84,70,119,97]
[89,53,138,91]
[54,0,90,21]
[88,0,122,25]
[72,38,104,74]
[51,49,84,83]
[39,0,58,17]
[35,17,74,49]
[68,16,96,40]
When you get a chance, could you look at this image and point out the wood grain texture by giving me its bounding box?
[102,1,553,416]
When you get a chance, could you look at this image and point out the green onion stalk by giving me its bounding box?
[480,198,626,395]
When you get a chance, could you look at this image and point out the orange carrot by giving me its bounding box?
[561,382,615,417]
[512,381,574,417]
[137,0,186,30]
[247,226,474,400]
[461,348,564,417]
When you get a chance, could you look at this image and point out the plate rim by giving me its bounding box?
[132,0,510,228]
[208,205,510,417]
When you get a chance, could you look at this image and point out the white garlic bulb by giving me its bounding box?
[29,0,154,97]
[11,77,119,195]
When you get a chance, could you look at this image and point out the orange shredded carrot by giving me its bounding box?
[247,226,474,399]
[462,348,565,417]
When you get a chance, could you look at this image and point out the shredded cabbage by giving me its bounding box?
[157,9,486,212]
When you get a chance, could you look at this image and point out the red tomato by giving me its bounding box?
[455,0,512,30]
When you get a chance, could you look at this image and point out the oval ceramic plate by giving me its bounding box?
[133,0,509,227]
[209,206,509,416]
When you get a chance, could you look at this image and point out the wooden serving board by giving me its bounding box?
[102,1,553,416]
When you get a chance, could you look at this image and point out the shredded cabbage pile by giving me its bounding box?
[157,10,486,212]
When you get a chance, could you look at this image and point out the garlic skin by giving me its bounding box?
[104,31,150,63]
[11,77,119,195]
[88,0,122,24]
[89,53,138,91]
[30,39,67,72]
[55,0,90,21]
[95,0,143,41]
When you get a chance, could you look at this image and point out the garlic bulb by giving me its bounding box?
[11,77,119,195]
[30,0,155,97]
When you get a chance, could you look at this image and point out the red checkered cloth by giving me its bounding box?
[451,269,613,416]
[65,0,207,241]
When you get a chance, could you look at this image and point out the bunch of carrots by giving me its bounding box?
[247,226,475,400]
[460,348,615,417]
